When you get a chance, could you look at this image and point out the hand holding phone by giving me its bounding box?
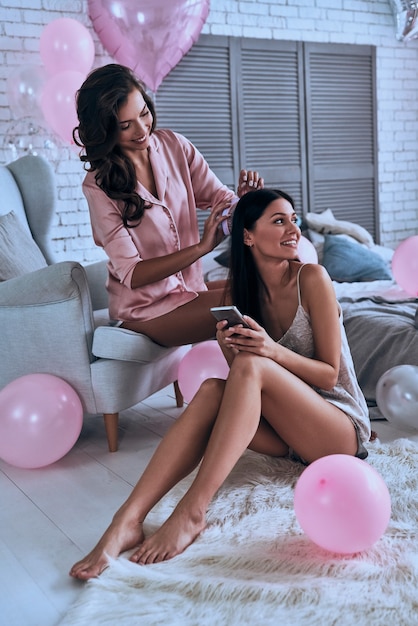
[210,305,250,328]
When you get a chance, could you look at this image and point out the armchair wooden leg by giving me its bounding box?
[173,380,184,407]
[103,413,119,452]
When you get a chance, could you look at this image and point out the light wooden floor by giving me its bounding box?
[1,385,416,626]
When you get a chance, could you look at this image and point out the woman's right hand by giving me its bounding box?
[199,199,231,254]
[217,315,278,362]
[215,320,240,366]
[131,198,232,288]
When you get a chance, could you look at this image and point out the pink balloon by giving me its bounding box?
[178,341,229,403]
[40,70,85,145]
[297,235,318,263]
[40,18,95,75]
[391,235,418,296]
[294,454,391,554]
[0,374,83,469]
[88,0,210,92]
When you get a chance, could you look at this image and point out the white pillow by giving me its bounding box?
[305,208,374,248]
[0,210,47,281]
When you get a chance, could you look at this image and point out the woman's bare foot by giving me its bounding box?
[129,504,206,565]
[69,510,145,580]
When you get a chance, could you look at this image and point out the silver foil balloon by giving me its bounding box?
[390,0,418,41]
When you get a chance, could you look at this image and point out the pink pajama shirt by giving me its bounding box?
[83,129,235,322]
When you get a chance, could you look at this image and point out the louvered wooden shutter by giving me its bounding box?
[156,35,236,234]
[156,36,377,239]
[304,43,378,239]
[236,38,306,213]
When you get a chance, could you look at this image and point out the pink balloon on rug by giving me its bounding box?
[0,374,83,469]
[294,454,391,554]
[178,341,229,403]
[87,0,210,92]
[391,235,418,296]
[40,18,95,75]
[297,235,318,263]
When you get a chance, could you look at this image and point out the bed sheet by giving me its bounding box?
[333,279,414,303]
[338,281,418,421]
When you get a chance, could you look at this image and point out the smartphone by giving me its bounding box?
[210,305,250,328]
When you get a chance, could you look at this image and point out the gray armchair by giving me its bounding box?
[0,155,188,452]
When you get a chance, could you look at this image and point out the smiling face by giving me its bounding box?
[243,197,301,260]
[117,88,154,157]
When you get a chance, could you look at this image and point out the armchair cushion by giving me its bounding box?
[0,211,47,281]
[92,325,171,364]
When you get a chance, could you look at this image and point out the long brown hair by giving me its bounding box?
[73,64,157,227]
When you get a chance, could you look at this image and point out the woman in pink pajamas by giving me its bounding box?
[73,63,262,346]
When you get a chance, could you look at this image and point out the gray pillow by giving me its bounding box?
[0,211,47,281]
[322,234,392,282]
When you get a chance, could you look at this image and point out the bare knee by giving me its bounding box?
[194,377,226,403]
[177,378,225,431]
[229,351,268,381]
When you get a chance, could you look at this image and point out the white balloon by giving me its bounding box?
[2,118,63,164]
[376,365,418,430]
[6,65,47,122]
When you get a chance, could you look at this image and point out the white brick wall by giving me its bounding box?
[1,0,417,262]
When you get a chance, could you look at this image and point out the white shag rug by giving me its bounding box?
[60,439,418,626]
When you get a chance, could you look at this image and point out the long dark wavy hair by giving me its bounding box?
[229,188,297,324]
[73,64,157,227]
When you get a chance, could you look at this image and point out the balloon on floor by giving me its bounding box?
[376,364,418,430]
[294,454,391,554]
[178,341,229,403]
[0,373,83,469]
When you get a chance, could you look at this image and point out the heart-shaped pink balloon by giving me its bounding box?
[88,0,210,92]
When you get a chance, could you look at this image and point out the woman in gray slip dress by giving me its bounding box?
[70,188,371,581]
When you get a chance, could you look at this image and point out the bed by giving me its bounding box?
[202,209,418,423]
[334,281,418,420]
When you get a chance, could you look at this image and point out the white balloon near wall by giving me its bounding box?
[6,65,46,124]
[376,365,418,430]
[2,118,63,164]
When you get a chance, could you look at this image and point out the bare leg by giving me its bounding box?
[69,379,225,580]
[121,287,230,346]
[130,355,264,565]
[206,279,228,291]
[131,352,358,565]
